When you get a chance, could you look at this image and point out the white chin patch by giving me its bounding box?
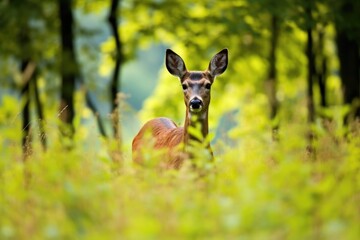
[190,106,202,113]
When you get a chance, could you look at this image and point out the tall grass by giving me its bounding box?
[1,113,359,239]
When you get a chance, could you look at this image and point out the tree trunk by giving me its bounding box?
[17,20,34,158]
[108,0,123,142]
[21,60,32,157]
[85,91,107,137]
[336,32,360,122]
[317,27,327,108]
[335,1,360,124]
[266,15,279,140]
[306,4,316,156]
[307,30,315,124]
[58,0,77,139]
[20,61,47,154]
[33,71,47,150]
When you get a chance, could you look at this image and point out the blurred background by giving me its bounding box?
[1,1,360,238]
[0,0,359,154]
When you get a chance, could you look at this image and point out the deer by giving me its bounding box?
[132,48,228,169]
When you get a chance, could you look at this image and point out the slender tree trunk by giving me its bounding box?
[84,91,107,137]
[108,0,123,142]
[20,62,47,154]
[32,71,47,150]
[335,1,360,124]
[21,60,32,157]
[20,60,34,186]
[306,4,316,156]
[307,30,315,124]
[317,27,327,108]
[336,32,360,122]
[59,0,107,140]
[17,20,35,158]
[266,15,279,140]
[58,0,77,139]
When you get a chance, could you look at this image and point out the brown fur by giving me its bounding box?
[132,117,186,168]
[132,48,228,169]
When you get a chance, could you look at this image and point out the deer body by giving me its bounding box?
[132,49,228,169]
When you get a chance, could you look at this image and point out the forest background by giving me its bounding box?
[0,0,359,239]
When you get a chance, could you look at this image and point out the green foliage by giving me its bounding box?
[129,0,341,137]
[1,109,360,239]
[1,0,360,238]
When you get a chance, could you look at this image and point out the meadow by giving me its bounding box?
[1,103,359,239]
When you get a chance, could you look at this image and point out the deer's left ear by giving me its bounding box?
[208,48,228,77]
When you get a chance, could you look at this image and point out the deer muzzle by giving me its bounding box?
[189,97,203,113]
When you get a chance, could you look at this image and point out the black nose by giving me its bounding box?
[190,98,202,110]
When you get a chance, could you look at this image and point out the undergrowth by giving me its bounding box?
[0,119,359,240]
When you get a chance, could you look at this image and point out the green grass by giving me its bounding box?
[1,119,360,240]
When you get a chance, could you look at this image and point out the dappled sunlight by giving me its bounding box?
[1,0,360,239]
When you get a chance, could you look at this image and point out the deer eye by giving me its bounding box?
[205,83,212,90]
[182,84,188,90]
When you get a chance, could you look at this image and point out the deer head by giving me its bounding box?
[165,49,228,119]
[132,48,229,168]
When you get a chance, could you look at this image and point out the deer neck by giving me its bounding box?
[183,110,209,146]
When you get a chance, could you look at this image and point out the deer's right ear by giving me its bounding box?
[166,49,187,78]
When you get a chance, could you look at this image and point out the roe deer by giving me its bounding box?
[132,48,228,169]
